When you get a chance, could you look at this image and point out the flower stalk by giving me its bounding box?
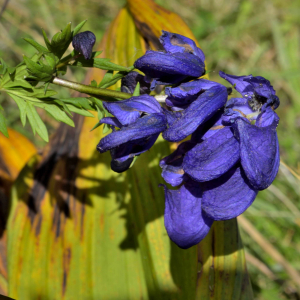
[51,76,133,100]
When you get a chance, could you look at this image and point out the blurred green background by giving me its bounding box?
[0,0,300,299]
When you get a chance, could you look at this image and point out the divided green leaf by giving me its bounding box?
[0,112,8,137]
[73,20,87,36]
[24,56,54,82]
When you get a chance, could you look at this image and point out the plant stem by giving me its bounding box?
[51,77,132,100]
[56,51,80,69]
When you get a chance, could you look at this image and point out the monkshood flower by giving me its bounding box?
[72,31,96,60]
[160,72,280,249]
[134,31,205,90]
[163,83,228,142]
[121,71,151,95]
[97,95,167,173]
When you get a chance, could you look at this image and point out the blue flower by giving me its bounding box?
[134,31,205,90]
[97,95,167,173]
[121,71,151,95]
[160,72,280,248]
[163,84,228,142]
[72,31,96,60]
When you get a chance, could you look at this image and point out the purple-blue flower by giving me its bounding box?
[134,31,205,90]
[160,71,280,249]
[97,95,167,173]
[121,71,151,95]
[72,31,96,60]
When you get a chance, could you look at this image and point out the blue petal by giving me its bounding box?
[165,79,222,110]
[97,113,166,153]
[183,127,239,182]
[111,133,160,163]
[201,165,258,220]
[219,71,254,98]
[233,117,280,190]
[160,141,195,186]
[191,110,224,142]
[72,31,96,60]
[121,71,151,95]
[163,85,228,142]
[243,76,276,99]
[159,31,205,61]
[256,107,279,128]
[110,157,134,173]
[134,50,205,86]
[103,95,162,126]
[100,117,122,128]
[162,182,214,249]
[225,97,254,115]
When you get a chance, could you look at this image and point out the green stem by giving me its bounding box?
[56,51,80,69]
[51,77,132,100]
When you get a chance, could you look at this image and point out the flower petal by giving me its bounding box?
[103,95,162,126]
[163,85,228,142]
[160,141,195,186]
[225,97,254,115]
[111,157,134,173]
[121,71,151,95]
[159,30,205,61]
[256,107,280,128]
[201,165,258,220]
[165,79,222,110]
[72,31,96,60]
[112,133,160,163]
[243,76,276,99]
[134,50,205,87]
[233,117,280,190]
[162,182,213,249]
[97,113,166,153]
[219,71,254,98]
[183,127,239,182]
[100,117,122,128]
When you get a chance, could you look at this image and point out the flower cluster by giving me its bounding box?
[97,31,280,249]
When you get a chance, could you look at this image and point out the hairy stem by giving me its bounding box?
[51,77,132,100]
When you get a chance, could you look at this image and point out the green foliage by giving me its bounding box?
[0,20,133,142]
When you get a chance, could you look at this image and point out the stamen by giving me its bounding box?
[233,109,247,118]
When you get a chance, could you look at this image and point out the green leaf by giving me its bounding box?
[3,79,33,89]
[72,56,131,72]
[0,112,8,137]
[7,67,16,80]
[90,80,97,87]
[132,82,140,96]
[42,23,72,59]
[7,92,27,126]
[98,70,113,88]
[72,20,87,36]
[53,99,72,117]
[25,102,49,142]
[66,104,94,117]
[34,102,74,127]
[42,29,52,50]
[0,58,8,75]
[44,82,50,95]
[99,71,129,89]
[23,56,54,82]
[44,54,58,69]
[23,38,50,54]
[59,97,94,110]
[96,105,103,120]
[51,23,72,59]
[90,121,101,132]
[129,156,139,168]
[102,123,111,134]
